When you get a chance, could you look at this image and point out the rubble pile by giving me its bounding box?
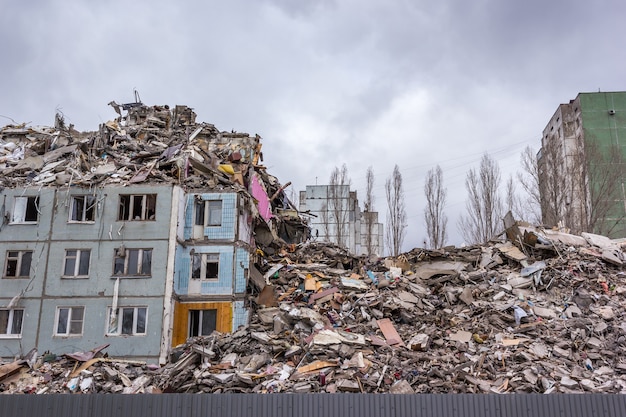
[3,227,626,394]
[0,101,308,250]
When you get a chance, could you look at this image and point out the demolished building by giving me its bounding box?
[3,218,626,394]
[0,101,309,364]
[3,102,626,397]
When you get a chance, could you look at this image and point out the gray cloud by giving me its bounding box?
[1,0,625,251]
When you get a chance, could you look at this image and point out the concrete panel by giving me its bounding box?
[49,185,175,241]
[0,298,40,358]
[176,245,236,296]
[37,296,165,361]
[0,188,56,242]
[44,240,171,297]
[0,240,48,297]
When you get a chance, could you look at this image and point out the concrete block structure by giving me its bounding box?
[299,185,383,256]
[539,92,626,237]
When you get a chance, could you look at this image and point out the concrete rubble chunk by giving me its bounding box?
[532,305,557,319]
[448,330,472,343]
[459,287,474,305]
[560,376,578,389]
[495,242,528,262]
[591,306,615,320]
[211,373,234,384]
[389,379,414,394]
[407,334,429,351]
[336,379,360,392]
[529,342,549,359]
[413,261,468,280]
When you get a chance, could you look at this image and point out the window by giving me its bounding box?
[69,195,96,222]
[118,194,156,221]
[63,250,91,278]
[114,248,152,276]
[191,253,219,280]
[4,250,32,278]
[189,309,216,337]
[55,307,84,336]
[107,307,147,335]
[194,199,222,226]
[194,200,205,226]
[11,196,39,223]
[0,309,23,337]
[207,200,222,226]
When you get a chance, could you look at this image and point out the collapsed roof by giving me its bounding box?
[0,101,309,251]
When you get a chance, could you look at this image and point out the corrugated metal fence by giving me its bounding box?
[2,393,626,417]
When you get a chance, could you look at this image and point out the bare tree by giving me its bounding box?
[363,166,376,255]
[423,165,447,249]
[385,165,407,256]
[516,146,542,223]
[536,136,574,230]
[319,203,330,241]
[458,154,503,244]
[328,164,351,248]
[536,134,626,235]
[505,174,528,221]
[577,141,626,236]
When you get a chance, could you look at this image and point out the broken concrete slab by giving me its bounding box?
[413,261,468,280]
[448,330,472,343]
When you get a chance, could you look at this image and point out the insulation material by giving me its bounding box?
[250,173,273,222]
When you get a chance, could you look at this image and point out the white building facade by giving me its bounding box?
[299,185,383,256]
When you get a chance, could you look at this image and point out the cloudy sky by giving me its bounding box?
[2,0,625,252]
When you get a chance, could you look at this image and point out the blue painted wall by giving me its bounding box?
[183,193,237,241]
[175,245,246,296]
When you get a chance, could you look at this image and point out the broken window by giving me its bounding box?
[69,195,96,222]
[0,309,23,337]
[55,306,84,336]
[11,196,39,223]
[191,253,219,280]
[194,200,205,226]
[188,309,216,337]
[118,194,156,221]
[107,307,147,335]
[194,199,222,226]
[4,250,32,278]
[63,249,91,278]
[113,248,152,277]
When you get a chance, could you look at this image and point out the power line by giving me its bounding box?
[349,140,532,197]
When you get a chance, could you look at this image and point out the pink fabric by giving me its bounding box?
[251,174,273,221]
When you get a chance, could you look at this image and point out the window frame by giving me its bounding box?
[4,250,33,279]
[194,200,205,226]
[113,248,152,277]
[191,253,219,280]
[106,306,147,336]
[194,199,223,227]
[62,249,91,278]
[188,309,217,337]
[11,196,39,224]
[54,306,85,337]
[69,195,97,223]
[118,194,157,221]
[207,200,222,226]
[0,308,24,338]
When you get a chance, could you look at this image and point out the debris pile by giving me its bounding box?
[0,101,309,250]
[3,225,626,394]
